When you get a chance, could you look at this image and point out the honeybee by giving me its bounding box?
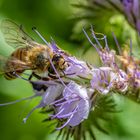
[0,19,68,80]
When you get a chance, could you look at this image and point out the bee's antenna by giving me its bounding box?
[32,27,50,46]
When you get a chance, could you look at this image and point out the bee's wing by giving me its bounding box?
[0,19,35,48]
[0,55,31,74]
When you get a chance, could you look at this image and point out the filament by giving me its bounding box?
[112,32,122,55]
[82,28,100,53]
[90,25,103,49]
[129,38,133,56]
[0,95,36,106]
[32,27,50,46]
[23,104,42,123]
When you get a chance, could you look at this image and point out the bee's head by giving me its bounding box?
[52,54,68,70]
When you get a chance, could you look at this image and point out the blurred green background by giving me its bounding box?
[0,0,140,140]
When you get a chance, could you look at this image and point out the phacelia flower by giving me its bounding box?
[84,0,140,33]
[1,21,140,140]
[91,67,113,94]
[65,56,91,78]
[51,81,91,129]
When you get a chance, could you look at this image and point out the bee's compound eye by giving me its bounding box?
[52,54,62,62]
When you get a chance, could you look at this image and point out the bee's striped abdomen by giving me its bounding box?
[4,48,28,80]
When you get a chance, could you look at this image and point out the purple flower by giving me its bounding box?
[23,81,64,123]
[65,56,91,77]
[91,67,128,93]
[116,0,140,33]
[50,81,91,129]
[111,69,128,92]
[86,0,140,33]
[40,82,64,106]
[99,49,116,67]
[91,67,113,94]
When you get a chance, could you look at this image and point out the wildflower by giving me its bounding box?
[23,81,64,123]
[50,81,91,129]
[83,26,116,68]
[111,69,128,92]
[122,0,140,33]
[90,67,113,94]
[1,19,140,140]
[65,56,91,77]
[83,0,140,33]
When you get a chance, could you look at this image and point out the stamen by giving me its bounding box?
[54,98,79,106]
[56,113,74,130]
[0,95,36,106]
[57,109,77,119]
[82,28,100,53]
[50,108,64,119]
[112,32,122,55]
[32,27,50,46]
[66,57,86,69]
[50,36,59,51]
[104,35,110,51]
[50,97,65,105]
[23,103,43,123]
[90,25,103,49]
[56,106,78,130]
[113,63,124,78]
[129,38,133,56]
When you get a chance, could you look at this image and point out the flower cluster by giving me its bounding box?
[24,27,140,128]
[86,0,140,33]
[1,26,140,139]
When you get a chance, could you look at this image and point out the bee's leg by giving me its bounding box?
[32,72,51,81]
[28,72,34,80]
[12,72,29,81]
[48,73,58,79]
[61,70,66,77]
